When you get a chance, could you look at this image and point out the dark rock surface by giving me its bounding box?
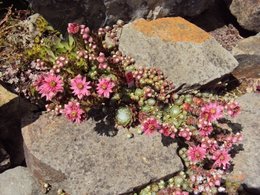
[0,84,39,172]
[232,55,260,80]
[22,112,183,195]
[27,0,214,33]
[0,141,11,173]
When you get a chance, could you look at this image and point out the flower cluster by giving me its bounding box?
[26,22,243,194]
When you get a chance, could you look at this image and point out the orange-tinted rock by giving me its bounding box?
[119,17,238,89]
[133,17,211,44]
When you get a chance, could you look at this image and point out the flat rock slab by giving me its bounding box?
[0,166,39,195]
[229,93,260,189]
[119,17,238,89]
[22,113,182,195]
[232,33,260,56]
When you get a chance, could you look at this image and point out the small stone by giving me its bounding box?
[126,132,134,139]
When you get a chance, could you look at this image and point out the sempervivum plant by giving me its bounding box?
[115,107,134,127]
[26,21,244,194]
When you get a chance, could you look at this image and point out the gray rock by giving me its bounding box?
[232,55,260,80]
[0,166,39,195]
[230,0,260,32]
[119,17,238,89]
[28,0,214,33]
[232,33,260,56]
[22,112,182,195]
[229,93,260,189]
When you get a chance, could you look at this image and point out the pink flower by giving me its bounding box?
[36,73,63,101]
[125,71,135,88]
[67,23,80,34]
[212,149,231,169]
[142,118,161,135]
[187,145,207,163]
[62,101,85,123]
[178,128,192,141]
[225,101,240,117]
[198,119,213,136]
[200,102,223,122]
[97,53,108,69]
[201,138,218,154]
[96,78,115,98]
[70,75,91,99]
[159,123,176,137]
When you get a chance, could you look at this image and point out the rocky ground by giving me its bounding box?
[0,0,260,194]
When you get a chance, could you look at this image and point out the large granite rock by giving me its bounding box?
[28,0,214,33]
[0,166,39,195]
[228,93,260,190]
[22,112,182,195]
[230,0,260,32]
[119,17,238,89]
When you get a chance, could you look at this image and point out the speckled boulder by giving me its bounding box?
[28,0,214,33]
[230,0,260,32]
[22,112,183,195]
[228,93,260,190]
[0,166,39,195]
[119,17,238,89]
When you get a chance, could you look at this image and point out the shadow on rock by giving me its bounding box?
[241,184,260,195]
[0,84,41,172]
[89,107,118,137]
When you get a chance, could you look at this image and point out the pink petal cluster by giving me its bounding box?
[190,166,223,194]
[97,52,108,69]
[125,71,135,88]
[70,74,91,99]
[142,118,161,135]
[96,78,115,98]
[178,128,192,141]
[218,133,243,150]
[201,138,218,154]
[36,73,64,101]
[212,149,231,169]
[200,102,224,122]
[198,119,213,136]
[225,101,240,117]
[159,123,176,138]
[67,23,80,34]
[62,101,85,123]
[187,145,207,163]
